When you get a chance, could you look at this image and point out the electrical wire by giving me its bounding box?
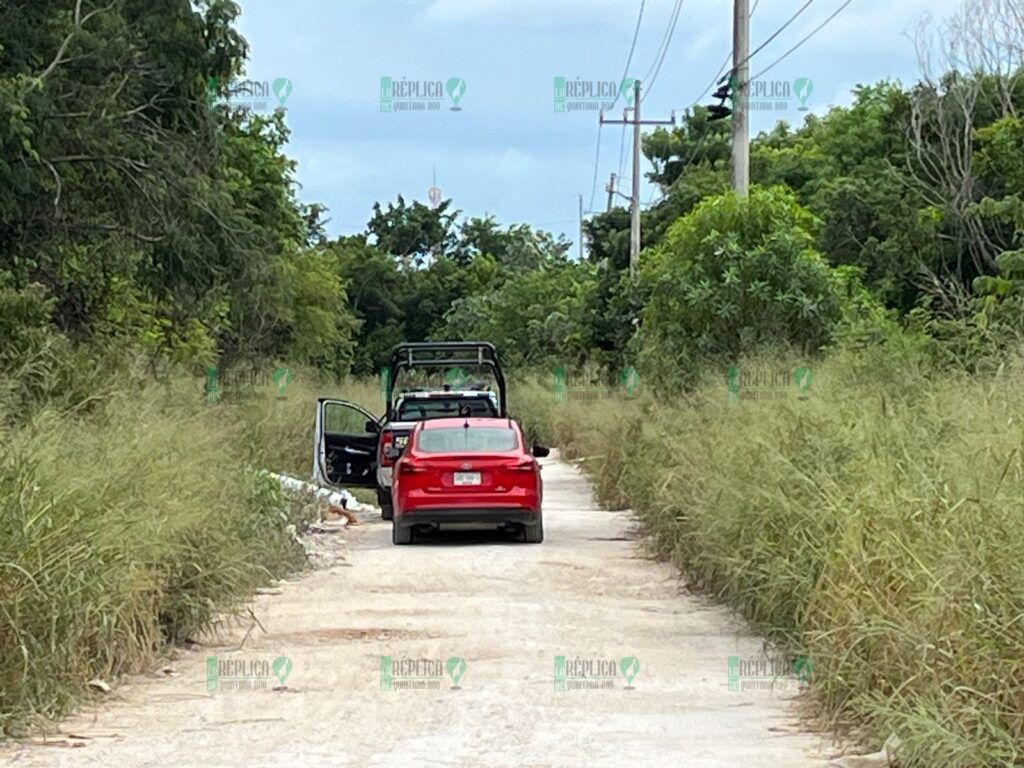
[610,0,647,111]
[664,0,853,210]
[641,0,686,102]
[587,121,605,213]
[734,0,817,74]
[749,0,854,81]
[588,1,645,215]
[684,0,761,107]
[641,0,682,84]
[651,0,840,209]
[690,50,734,106]
[590,0,646,213]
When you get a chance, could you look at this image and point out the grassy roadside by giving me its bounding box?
[511,352,1024,767]
[0,367,377,738]
[4,353,1020,764]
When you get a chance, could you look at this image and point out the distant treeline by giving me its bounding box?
[2,0,1022,399]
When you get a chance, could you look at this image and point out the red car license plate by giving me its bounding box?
[454,472,481,486]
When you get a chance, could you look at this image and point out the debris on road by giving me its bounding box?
[86,679,110,694]
[308,520,348,535]
[270,472,355,512]
[829,734,901,768]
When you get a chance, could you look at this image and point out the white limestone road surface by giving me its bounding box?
[0,453,830,768]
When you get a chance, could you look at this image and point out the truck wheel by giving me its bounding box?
[377,488,394,521]
[523,513,544,544]
[392,520,412,545]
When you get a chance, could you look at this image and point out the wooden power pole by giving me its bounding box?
[600,80,674,278]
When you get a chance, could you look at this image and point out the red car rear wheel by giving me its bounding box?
[392,520,412,545]
[523,512,544,544]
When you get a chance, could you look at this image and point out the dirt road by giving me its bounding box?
[1,455,829,767]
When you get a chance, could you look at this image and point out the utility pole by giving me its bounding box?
[600,80,675,278]
[606,173,617,213]
[630,80,642,270]
[578,194,585,260]
[732,0,750,195]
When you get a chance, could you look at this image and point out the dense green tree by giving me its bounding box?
[639,186,841,382]
[331,237,405,374]
[367,196,460,267]
[4,0,1023,390]
[645,107,731,189]
[441,261,598,367]
[458,216,572,272]
[0,0,356,372]
[332,206,577,371]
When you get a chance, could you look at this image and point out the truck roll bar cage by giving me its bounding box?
[386,342,507,419]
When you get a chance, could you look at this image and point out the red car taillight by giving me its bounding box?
[379,430,395,467]
[399,462,428,476]
[496,458,537,487]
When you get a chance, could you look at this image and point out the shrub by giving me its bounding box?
[638,186,841,385]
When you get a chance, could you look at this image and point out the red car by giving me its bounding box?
[388,417,549,545]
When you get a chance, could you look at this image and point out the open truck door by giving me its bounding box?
[386,341,507,419]
[313,398,381,488]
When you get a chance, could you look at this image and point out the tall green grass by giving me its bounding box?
[5,351,1020,764]
[0,367,379,737]
[512,352,1024,766]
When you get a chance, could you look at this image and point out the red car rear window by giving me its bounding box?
[417,427,518,453]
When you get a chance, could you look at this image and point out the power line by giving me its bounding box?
[680,119,721,174]
[641,0,686,102]
[589,1,645,215]
[601,81,675,276]
[610,0,647,111]
[645,0,686,75]
[750,0,854,80]
[684,0,761,107]
[736,0,817,73]
[587,121,605,213]
[591,0,647,213]
[651,0,833,205]
[691,50,733,106]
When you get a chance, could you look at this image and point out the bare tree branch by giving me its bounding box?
[38,0,120,81]
[907,0,1024,278]
[40,158,63,215]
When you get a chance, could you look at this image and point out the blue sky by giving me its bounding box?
[235,0,963,246]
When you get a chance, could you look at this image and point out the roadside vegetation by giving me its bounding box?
[0,368,302,736]
[0,362,378,737]
[513,345,1024,766]
[3,0,1024,763]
